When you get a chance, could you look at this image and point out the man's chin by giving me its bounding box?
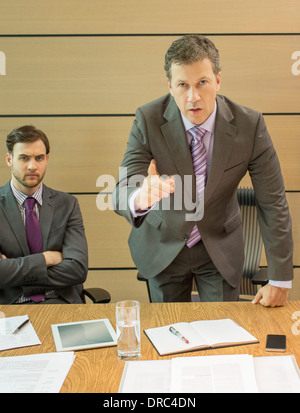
[22,177,42,189]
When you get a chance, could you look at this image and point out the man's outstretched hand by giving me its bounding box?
[134,159,175,211]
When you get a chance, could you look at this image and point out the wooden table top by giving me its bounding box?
[0,301,299,393]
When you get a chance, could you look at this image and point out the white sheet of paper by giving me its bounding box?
[119,360,171,393]
[0,352,75,393]
[0,315,41,351]
[253,355,300,393]
[170,354,259,393]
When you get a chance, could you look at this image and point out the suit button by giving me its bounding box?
[183,235,188,241]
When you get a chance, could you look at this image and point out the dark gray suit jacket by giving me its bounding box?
[113,94,293,288]
[0,182,88,304]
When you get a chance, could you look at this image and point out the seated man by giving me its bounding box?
[0,125,88,304]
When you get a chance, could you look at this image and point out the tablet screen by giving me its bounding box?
[51,318,117,352]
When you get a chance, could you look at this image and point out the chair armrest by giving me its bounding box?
[251,268,268,286]
[82,288,111,303]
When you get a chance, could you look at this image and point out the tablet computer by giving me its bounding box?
[51,318,117,352]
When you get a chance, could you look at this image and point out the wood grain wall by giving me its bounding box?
[1,0,299,301]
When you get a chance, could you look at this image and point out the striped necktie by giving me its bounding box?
[25,197,45,302]
[186,126,207,248]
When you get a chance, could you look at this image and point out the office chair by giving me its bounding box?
[76,285,111,304]
[237,186,268,297]
[138,186,268,302]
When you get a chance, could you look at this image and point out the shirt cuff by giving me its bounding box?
[268,280,292,289]
[129,188,155,218]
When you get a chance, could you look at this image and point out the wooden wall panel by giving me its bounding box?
[0,0,299,34]
[76,194,134,268]
[84,270,150,303]
[0,35,299,115]
[288,268,300,301]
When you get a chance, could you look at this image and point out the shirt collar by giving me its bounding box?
[10,180,43,207]
[181,100,217,133]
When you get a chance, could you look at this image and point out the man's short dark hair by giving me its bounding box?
[164,35,221,81]
[6,125,50,154]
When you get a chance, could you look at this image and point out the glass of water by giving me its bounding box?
[115,300,141,359]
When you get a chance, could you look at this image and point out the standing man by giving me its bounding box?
[113,35,293,306]
[0,125,88,304]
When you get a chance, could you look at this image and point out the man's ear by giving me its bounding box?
[167,80,174,96]
[216,72,221,92]
[5,152,12,167]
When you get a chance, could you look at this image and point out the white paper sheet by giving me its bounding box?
[0,315,41,351]
[170,354,258,393]
[253,355,300,393]
[0,352,75,393]
[119,360,171,393]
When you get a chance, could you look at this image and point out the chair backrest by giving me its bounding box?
[237,187,263,296]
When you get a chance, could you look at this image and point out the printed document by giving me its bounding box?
[170,354,258,393]
[0,315,41,351]
[0,352,75,393]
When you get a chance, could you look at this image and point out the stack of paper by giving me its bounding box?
[119,354,300,393]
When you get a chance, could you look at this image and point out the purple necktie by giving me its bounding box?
[186,127,207,248]
[25,197,44,302]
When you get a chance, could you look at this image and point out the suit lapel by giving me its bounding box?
[161,97,195,202]
[39,185,54,249]
[204,96,237,204]
[0,182,30,255]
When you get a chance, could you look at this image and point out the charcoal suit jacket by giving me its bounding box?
[113,94,293,288]
[0,182,88,304]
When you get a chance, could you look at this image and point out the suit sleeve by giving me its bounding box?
[249,114,293,282]
[0,253,47,288]
[35,196,88,289]
[113,108,153,227]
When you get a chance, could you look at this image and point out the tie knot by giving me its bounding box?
[25,197,36,211]
[189,126,206,143]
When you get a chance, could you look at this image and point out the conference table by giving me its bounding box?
[0,301,299,393]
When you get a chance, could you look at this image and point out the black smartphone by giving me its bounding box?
[266,334,286,352]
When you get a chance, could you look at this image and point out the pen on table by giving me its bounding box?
[12,318,30,335]
[169,326,189,344]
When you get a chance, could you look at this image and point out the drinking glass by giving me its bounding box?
[115,300,141,359]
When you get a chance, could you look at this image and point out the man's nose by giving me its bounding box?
[28,160,37,170]
[188,87,201,103]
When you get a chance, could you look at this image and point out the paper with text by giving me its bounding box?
[0,352,75,393]
[0,315,41,351]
